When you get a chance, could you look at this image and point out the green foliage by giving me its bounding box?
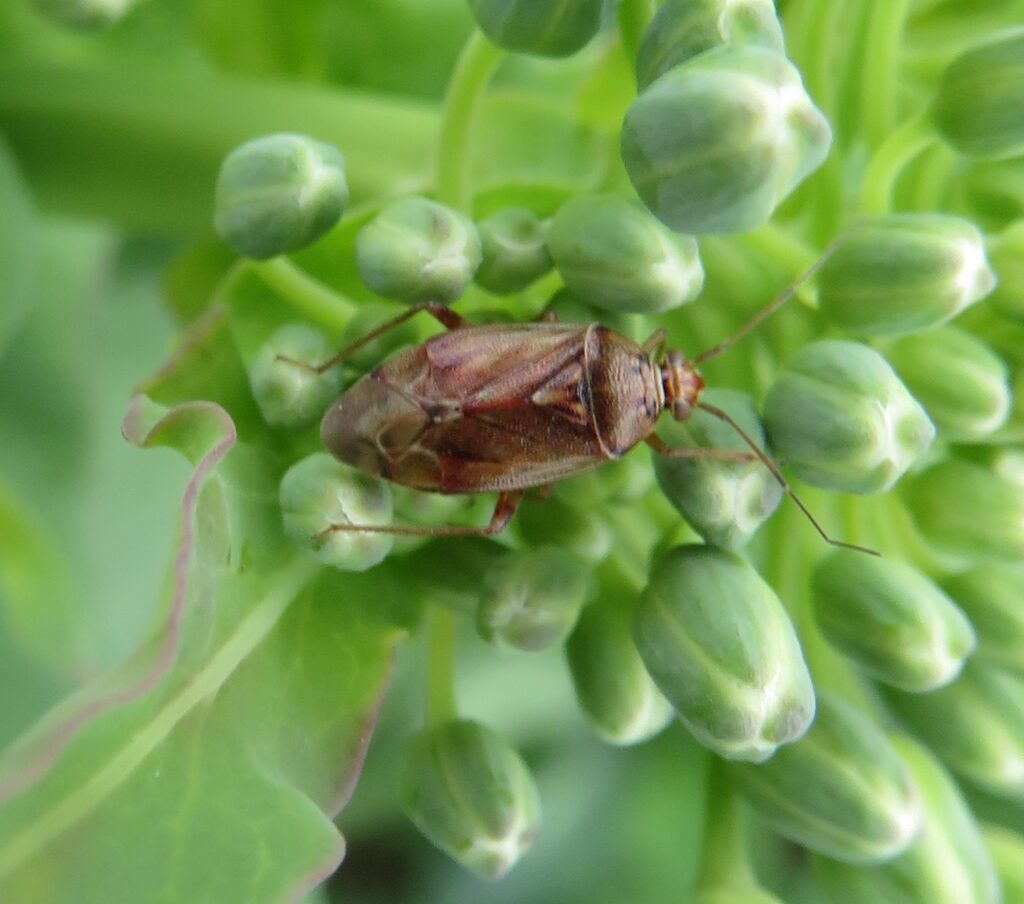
[4,0,1024,900]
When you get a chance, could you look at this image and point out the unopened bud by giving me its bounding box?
[474,207,552,294]
[636,0,785,90]
[653,389,782,550]
[401,719,541,880]
[477,547,588,652]
[634,545,814,762]
[622,46,830,234]
[882,663,1024,798]
[988,221,1024,322]
[763,340,935,494]
[812,552,975,692]
[814,736,999,904]
[248,324,341,429]
[214,134,348,260]
[935,29,1024,160]
[732,696,921,863]
[566,596,673,745]
[886,327,1009,442]
[817,215,995,336]
[943,564,1024,673]
[279,453,392,571]
[547,194,704,314]
[901,459,1024,563]
[355,197,481,304]
[467,0,602,57]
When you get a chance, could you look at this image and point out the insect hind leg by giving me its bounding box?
[279,302,469,375]
[313,490,522,540]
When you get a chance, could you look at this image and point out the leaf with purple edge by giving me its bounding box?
[0,389,409,901]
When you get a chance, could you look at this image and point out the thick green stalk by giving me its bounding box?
[435,29,504,212]
[859,112,937,215]
[696,757,756,892]
[248,259,357,336]
[0,54,438,233]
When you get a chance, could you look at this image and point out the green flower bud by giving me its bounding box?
[477,546,589,652]
[817,216,996,336]
[901,459,1024,563]
[983,825,1024,901]
[547,194,703,314]
[467,0,602,57]
[882,663,1024,797]
[812,552,975,692]
[634,545,814,762]
[474,207,553,294]
[988,221,1024,322]
[653,389,782,550]
[763,340,935,494]
[636,0,785,90]
[247,324,342,429]
[731,696,921,864]
[565,596,673,746]
[514,497,612,564]
[214,134,348,260]
[279,453,393,572]
[886,328,1009,442]
[935,29,1024,160]
[28,0,132,27]
[401,719,541,880]
[943,564,1024,673]
[814,736,999,904]
[621,46,831,234]
[355,197,482,304]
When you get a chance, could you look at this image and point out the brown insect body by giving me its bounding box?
[320,321,704,495]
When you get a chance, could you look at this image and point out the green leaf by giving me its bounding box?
[0,383,408,900]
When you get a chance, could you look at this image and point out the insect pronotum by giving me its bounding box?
[291,249,877,556]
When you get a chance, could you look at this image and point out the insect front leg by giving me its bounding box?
[279,302,470,374]
[644,434,758,463]
[313,490,523,540]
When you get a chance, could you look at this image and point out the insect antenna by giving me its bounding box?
[697,402,880,557]
[693,234,845,366]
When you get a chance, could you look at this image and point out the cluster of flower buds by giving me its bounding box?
[199,2,1024,891]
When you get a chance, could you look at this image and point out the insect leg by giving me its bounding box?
[280,302,469,374]
[313,490,523,540]
[696,402,880,556]
[644,434,757,463]
[641,329,667,357]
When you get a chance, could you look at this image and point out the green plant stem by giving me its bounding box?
[861,0,911,150]
[0,54,437,233]
[859,111,938,215]
[435,29,504,212]
[617,0,657,69]
[425,605,459,726]
[248,258,357,335]
[695,756,755,892]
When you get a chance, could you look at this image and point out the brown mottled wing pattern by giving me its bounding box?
[384,324,610,493]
